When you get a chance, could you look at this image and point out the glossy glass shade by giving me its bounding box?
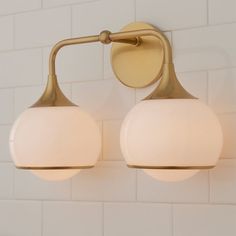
[10,106,101,181]
[120,99,223,182]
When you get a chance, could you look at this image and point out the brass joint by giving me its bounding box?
[99,30,112,44]
[99,30,141,46]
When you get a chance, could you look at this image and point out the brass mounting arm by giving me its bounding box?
[32,23,194,108]
[48,28,173,76]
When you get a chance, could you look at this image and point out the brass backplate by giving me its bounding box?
[111,22,164,88]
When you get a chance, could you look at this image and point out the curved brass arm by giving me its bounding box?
[49,35,99,75]
[48,29,173,76]
[31,26,194,107]
[109,29,173,64]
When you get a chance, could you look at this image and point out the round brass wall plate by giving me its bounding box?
[111,22,164,88]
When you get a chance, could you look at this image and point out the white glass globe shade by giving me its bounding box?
[10,106,101,181]
[120,99,223,182]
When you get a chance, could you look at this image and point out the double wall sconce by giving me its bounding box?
[9,22,223,182]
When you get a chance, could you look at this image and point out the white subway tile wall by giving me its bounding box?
[104,203,172,236]
[173,204,236,236]
[0,0,235,235]
[15,7,71,48]
[0,16,14,51]
[43,201,103,236]
[136,0,207,31]
[71,162,136,201]
[43,44,103,83]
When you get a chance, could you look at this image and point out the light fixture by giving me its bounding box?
[9,22,223,182]
[9,41,102,181]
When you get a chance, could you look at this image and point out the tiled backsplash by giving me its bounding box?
[0,0,236,235]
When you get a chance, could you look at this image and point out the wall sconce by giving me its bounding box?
[9,22,223,182]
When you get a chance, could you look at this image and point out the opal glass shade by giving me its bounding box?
[10,106,101,181]
[120,99,223,182]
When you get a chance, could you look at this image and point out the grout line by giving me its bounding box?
[0,1,99,19]
[0,197,235,206]
[0,122,13,126]
[102,45,105,80]
[169,31,173,48]
[70,178,73,201]
[206,70,210,105]
[41,48,44,84]
[168,20,236,33]
[0,46,47,55]
[206,0,209,25]
[12,86,16,121]
[171,204,174,236]
[134,0,136,21]
[177,66,236,75]
[208,170,211,203]
[0,83,43,91]
[134,82,138,103]
[42,0,101,10]
[135,170,138,201]
[41,201,44,236]
[69,83,73,99]
[12,15,16,50]
[100,120,104,161]
[12,167,16,200]
[102,202,104,236]
[0,161,13,164]
[0,4,235,32]
[70,6,73,37]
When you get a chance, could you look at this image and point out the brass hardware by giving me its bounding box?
[31,75,76,107]
[111,22,164,88]
[99,30,140,46]
[32,21,194,108]
[16,165,94,170]
[145,63,195,99]
[33,35,100,107]
[110,22,195,98]
[127,164,215,170]
[20,22,202,173]
[99,30,112,44]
